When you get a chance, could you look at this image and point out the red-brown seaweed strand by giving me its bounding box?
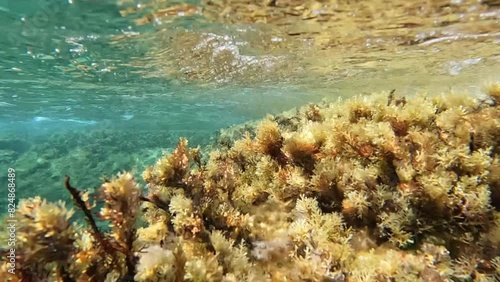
[64,176,112,252]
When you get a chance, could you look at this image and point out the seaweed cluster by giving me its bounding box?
[1,85,499,281]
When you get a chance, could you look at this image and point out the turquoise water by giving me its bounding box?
[0,0,499,205]
[0,0,324,202]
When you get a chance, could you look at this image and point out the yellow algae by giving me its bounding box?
[2,85,499,281]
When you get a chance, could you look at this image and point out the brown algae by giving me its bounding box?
[1,85,499,281]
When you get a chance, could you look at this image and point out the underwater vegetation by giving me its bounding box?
[1,84,500,281]
[0,128,212,206]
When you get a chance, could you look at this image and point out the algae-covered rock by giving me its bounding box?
[0,150,18,164]
[2,84,499,281]
[0,137,30,154]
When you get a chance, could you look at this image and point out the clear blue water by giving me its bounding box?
[0,0,325,202]
[0,0,499,204]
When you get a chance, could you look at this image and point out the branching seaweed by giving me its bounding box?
[1,84,499,281]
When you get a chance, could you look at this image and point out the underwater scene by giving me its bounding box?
[0,0,499,281]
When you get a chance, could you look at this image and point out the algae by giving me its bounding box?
[1,85,499,281]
